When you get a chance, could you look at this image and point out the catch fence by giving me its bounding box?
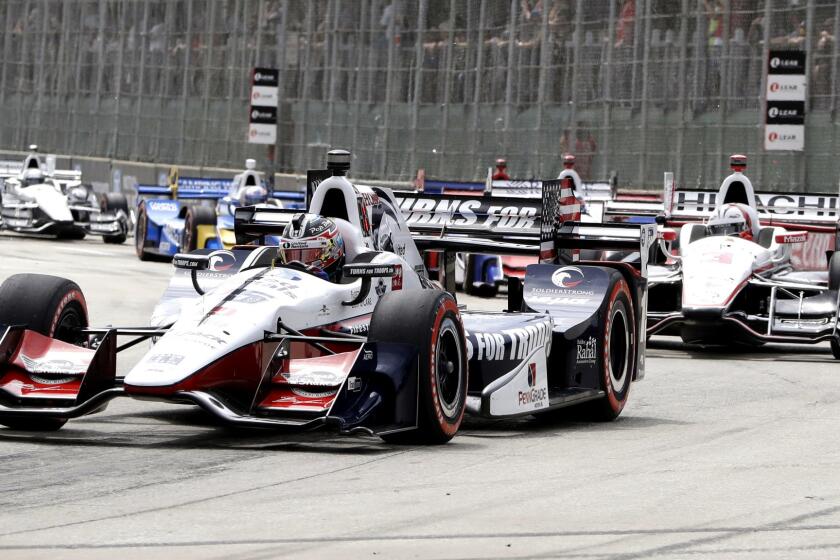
[1,0,839,191]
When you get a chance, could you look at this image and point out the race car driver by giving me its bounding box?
[492,158,510,180]
[280,213,346,282]
[706,203,758,241]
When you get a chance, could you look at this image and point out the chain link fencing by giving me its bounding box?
[1,0,839,191]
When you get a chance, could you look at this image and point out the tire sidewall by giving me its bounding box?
[424,295,467,438]
[601,279,633,415]
[135,203,147,257]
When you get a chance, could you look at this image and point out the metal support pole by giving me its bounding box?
[224,0,243,163]
[600,0,616,179]
[536,0,552,175]
[351,0,372,164]
[801,0,815,191]
[503,0,518,146]
[31,0,49,144]
[326,0,340,150]
[177,0,195,162]
[132,0,150,160]
[637,0,652,187]
[70,1,87,154]
[379,0,398,176]
[568,0,584,157]
[199,0,217,167]
[714,0,731,186]
[112,1,129,158]
[274,0,289,174]
[295,1,316,171]
[691,0,704,187]
[674,0,690,188]
[437,0,457,177]
[756,0,772,189]
[92,0,107,155]
[469,0,487,177]
[409,0,428,177]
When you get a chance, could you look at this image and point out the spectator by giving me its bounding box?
[615,0,635,47]
[493,158,510,180]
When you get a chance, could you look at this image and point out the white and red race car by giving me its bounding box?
[645,155,840,355]
[0,150,654,442]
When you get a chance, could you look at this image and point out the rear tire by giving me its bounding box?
[101,192,128,244]
[183,205,217,251]
[370,290,468,444]
[829,253,840,291]
[0,274,89,431]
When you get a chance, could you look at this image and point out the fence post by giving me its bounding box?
[568,0,583,159]
[675,0,689,188]
[637,0,652,187]
[536,0,552,177]
[131,0,150,160]
[379,0,398,177]
[437,0,457,177]
[409,0,428,178]
[502,0,519,157]
[469,0,487,178]
[713,0,731,187]
[177,0,194,162]
[756,0,772,189]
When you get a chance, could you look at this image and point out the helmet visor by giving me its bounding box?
[707,222,744,236]
[279,238,329,266]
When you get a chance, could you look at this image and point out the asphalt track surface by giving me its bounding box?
[1,234,840,559]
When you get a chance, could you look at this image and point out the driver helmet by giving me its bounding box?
[21,168,44,187]
[281,213,345,282]
[707,203,754,240]
[239,184,268,206]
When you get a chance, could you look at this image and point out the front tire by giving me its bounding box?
[588,278,634,421]
[0,274,90,431]
[369,290,468,444]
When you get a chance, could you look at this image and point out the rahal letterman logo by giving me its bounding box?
[576,336,597,364]
[518,362,547,407]
[551,266,584,288]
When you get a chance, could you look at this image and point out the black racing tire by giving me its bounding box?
[369,290,468,444]
[57,229,86,241]
[183,205,217,251]
[135,202,150,260]
[101,192,128,244]
[829,252,840,291]
[586,278,635,421]
[0,274,89,432]
[0,274,89,342]
[831,338,840,360]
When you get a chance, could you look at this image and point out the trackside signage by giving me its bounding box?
[765,50,805,151]
[672,190,840,222]
[248,67,278,145]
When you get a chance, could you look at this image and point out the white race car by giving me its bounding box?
[0,146,129,242]
[646,155,840,356]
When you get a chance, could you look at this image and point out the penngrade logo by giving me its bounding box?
[551,266,585,288]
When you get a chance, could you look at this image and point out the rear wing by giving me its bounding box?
[396,179,657,275]
[233,205,299,244]
[413,168,615,199]
[137,176,304,204]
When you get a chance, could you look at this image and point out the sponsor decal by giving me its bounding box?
[318,304,330,317]
[576,337,597,364]
[395,243,406,256]
[19,355,87,376]
[527,295,592,306]
[673,191,840,218]
[231,291,272,304]
[551,266,584,288]
[778,232,807,243]
[363,349,374,360]
[347,377,362,392]
[147,200,178,212]
[518,363,547,407]
[375,278,387,297]
[147,353,185,366]
[392,264,403,291]
[398,197,539,230]
[466,321,551,361]
[180,331,228,349]
[208,250,236,271]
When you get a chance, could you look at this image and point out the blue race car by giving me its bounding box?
[134,159,305,261]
